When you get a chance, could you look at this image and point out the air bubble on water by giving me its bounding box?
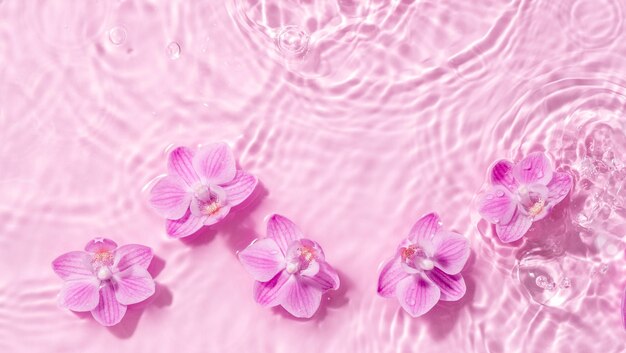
[276,26,309,58]
[109,26,127,45]
[535,275,551,289]
[599,263,609,274]
[166,42,181,60]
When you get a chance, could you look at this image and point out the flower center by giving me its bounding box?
[194,185,223,216]
[91,250,114,280]
[92,250,114,266]
[400,244,433,271]
[528,199,545,216]
[285,244,316,274]
[96,266,113,281]
[517,185,547,218]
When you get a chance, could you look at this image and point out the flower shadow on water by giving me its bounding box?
[179,181,268,249]
[107,255,173,339]
[271,268,353,323]
[417,250,478,341]
[107,283,173,339]
[515,197,593,267]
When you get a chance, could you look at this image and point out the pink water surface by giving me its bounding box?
[1,0,626,352]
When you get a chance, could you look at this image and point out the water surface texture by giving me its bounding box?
[1,0,626,352]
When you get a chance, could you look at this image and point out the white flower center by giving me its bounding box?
[286,262,299,274]
[285,243,316,275]
[517,185,547,218]
[401,244,434,273]
[418,258,435,271]
[193,184,224,216]
[96,266,112,281]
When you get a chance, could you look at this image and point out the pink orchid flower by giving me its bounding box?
[149,143,258,238]
[238,214,340,318]
[477,152,573,243]
[51,238,155,326]
[377,213,470,317]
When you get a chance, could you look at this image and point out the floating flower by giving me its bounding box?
[377,213,470,317]
[238,214,340,318]
[51,238,155,326]
[477,152,573,243]
[149,143,258,238]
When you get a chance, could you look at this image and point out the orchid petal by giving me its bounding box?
[377,256,409,298]
[432,232,470,275]
[113,266,155,305]
[253,270,290,307]
[489,160,519,192]
[52,251,93,280]
[408,213,441,243]
[165,209,205,238]
[192,143,236,185]
[302,261,340,291]
[114,244,153,273]
[149,176,191,219]
[546,171,573,206]
[495,209,532,243]
[167,146,200,187]
[280,276,323,319]
[426,267,466,301]
[84,238,118,253]
[91,284,127,327]
[238,238,286,282]
[267,214,303,255]
[513,152,553,185]
[57,278,101,312]
[477,186,516,225]
[221,170,258,207]
[395,274,440,318]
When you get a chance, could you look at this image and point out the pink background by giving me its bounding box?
[1,0,626,352]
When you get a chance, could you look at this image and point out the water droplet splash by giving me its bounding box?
[109,26,127,45]
[516,250,591,307]
[276,26,309,58]
[570,115,626,231]
[166,42,181,60]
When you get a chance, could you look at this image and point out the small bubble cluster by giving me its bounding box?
[535,275,556,291]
